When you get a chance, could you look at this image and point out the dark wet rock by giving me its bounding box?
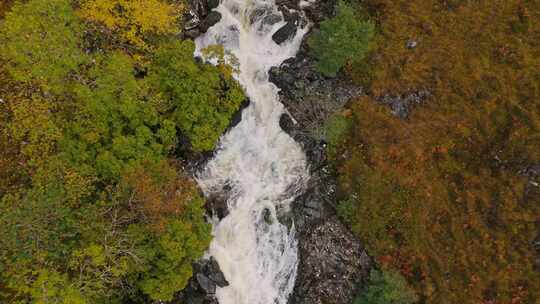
[184,9,201,30]
[204,182,235,220]
[289,217,372,304]
[183,0,221,39]
[279,113,296,134]
[188,0,211,19]
[171,257,228,304]
[272,21,298,44]
[227,98,250,131]
[200,11,222,33]
[176,131,214,175]
[269,35,362,148]
[206,260,228,287]
[207,0,220,10]
[303,0,337,23]
[196,273,216,294]
[276,0,299,9]
[205,194,229,220]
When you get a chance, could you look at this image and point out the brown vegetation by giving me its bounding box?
[338,0,540,303]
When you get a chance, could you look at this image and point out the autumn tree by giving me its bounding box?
[0,0,87,93]
[78,0,183,50]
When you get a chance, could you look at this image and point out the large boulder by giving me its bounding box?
[272,21,297,44]
[183,0,222,39]
[200,11,222,33]
[171,257,229,304]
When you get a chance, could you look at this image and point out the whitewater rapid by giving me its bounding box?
[194,0,309,303]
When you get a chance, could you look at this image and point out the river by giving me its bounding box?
[194,0,309,303]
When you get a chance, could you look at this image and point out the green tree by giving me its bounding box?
[355,269,418,304]
[61,53,176,180]
[0,0,87,92]
[309,1,375,77]
[149,40,245,151]
[128,194,212,301]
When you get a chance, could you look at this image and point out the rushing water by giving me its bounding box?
[194,0,309,303]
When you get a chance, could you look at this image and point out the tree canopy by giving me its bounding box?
[0,0,244,302]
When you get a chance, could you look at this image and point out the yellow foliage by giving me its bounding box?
[6,97,62,168]
[78,0,183,50]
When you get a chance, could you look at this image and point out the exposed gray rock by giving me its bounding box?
[269,36,362,145]
[378,90,431,118]
[289,217,372,304]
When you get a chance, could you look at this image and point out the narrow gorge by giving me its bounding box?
[183,0,371,303]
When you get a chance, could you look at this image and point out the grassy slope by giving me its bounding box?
[337,1,540,303]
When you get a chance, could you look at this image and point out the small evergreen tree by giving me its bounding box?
[309,1,375,77]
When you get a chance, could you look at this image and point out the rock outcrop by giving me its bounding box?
[171,257,228,304]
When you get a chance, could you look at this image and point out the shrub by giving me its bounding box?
[309,1,375,77]
[324,112,352,148]
[355,269,418,304]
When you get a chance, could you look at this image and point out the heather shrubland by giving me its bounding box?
[331,0,540,303]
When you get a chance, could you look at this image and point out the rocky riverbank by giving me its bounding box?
[269,2,372,304]
[174,1,372,303]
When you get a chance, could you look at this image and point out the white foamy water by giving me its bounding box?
[194,0,309,303]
